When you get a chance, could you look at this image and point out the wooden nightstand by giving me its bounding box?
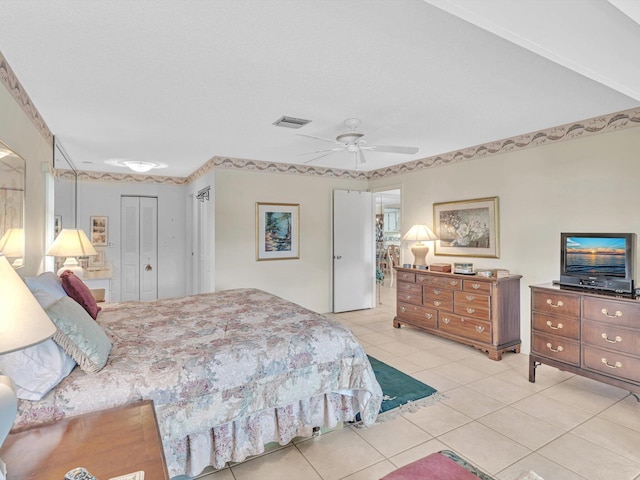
[0,400,169,480]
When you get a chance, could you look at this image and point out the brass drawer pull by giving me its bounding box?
[400,306,407,313]
[601,333,622,344]
[405,295,413,301]
[471,283,481,290]
[546,320,564,330]
[465,295,475,301]
[425,313,433,320]
[601,358,622,369]
[442,317,451,324]
[466,307,475,314]
[475,325,485,333]
[433,289,441,295]
[433,301,442,307]
[601,308,622,318]
[449,280,459,286]
[546,299,564,308]
[546,342,564,353]
[401,273,411,279]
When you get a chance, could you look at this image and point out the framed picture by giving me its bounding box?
[54,215,62,238]
[90,215,108,246]
[88,248,105,267]
[433,196,499,258]
[256,202,300,261]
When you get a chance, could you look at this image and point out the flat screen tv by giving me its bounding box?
[559,232,636,294]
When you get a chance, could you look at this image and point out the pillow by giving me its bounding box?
[0,339,76,400]
[24,271,67,299]
[31,288,60,310]
[46,296,112,374]
[60,270,101,319]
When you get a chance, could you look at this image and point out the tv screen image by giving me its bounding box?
[564,236,627,277]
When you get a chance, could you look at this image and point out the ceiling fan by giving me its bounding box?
[298,118,419,168]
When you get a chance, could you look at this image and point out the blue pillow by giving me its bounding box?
[46,297,112,374]
[24,272,67,299]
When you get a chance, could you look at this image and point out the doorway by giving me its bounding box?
[374,188,401,305]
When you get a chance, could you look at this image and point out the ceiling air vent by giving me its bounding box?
[273,115,311,129]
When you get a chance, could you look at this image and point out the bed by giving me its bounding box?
[13,286,383,477]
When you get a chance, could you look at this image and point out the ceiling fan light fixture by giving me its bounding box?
[105,159,168,173]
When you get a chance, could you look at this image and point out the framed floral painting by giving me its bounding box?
[433,196,499,258]
[256,202,300,261]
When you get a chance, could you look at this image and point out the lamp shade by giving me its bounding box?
[46,229,97,258]
[402,225,438,242]
[0,254,56,354]
[0,229,23,258]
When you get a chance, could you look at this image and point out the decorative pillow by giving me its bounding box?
[60,270,101,319]
[24,271,68,299]
[31,288,60,310]
[46,296,112,374]
[0,339,76,400]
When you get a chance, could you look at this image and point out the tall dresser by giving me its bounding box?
[393,267,522,360]
[530,283,640,396]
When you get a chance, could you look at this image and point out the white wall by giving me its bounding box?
[370,126,640,353]
[214,168,366,313]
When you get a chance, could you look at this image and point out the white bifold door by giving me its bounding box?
[333,189,374,313]
[121,196,158,301]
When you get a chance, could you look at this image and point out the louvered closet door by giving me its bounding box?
[121,196,158,301]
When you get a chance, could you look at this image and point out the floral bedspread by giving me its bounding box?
[15,288,382,476]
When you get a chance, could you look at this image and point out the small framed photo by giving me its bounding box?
[88,249,105,268]
[256,202,300,261]
[90,216,108,246]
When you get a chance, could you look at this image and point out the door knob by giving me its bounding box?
[145,264,153,271]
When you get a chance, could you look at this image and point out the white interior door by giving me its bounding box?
[333,189,374,313]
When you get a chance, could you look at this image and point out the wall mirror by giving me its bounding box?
[0,141,26,268]
[53,136,78,230]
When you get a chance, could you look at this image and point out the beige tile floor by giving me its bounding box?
[199,284,640,480]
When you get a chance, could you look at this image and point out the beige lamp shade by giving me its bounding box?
[46,229,97,277]
[0,229,24,265]
[402,225,439,266]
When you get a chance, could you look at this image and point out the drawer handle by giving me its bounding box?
[471,283,481,290]
[601,358,622,369]
[601,333,622,344]
[417,275,426,281]
[601,309,622,318]
[465,295,475,301]
[442,317,451,324]
[466,307,475,314]
[433,289,441,295]
[400,306,407,313]
[402,273,410,279]
[546,342,564,353]
[405,295,413,301]
[475,325,485,333]
[546,320,564,330]
[434,301,442,307]
[425,313,433,320]
[450,280,459,286]
[546,299,564,308]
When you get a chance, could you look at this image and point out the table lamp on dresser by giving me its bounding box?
[0,253,57,480]
[402,224,438,266]
[46,228,97,278]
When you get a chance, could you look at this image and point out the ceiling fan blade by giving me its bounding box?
[303,150,341,164]
[299,147,344,155]
[296,133,341,145]
[358,149,367,164]
[370,144,419,154]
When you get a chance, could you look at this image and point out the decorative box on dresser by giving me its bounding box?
[393,267,522,360]
[530,284,640,397]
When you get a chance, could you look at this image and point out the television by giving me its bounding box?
[559,232,636,294]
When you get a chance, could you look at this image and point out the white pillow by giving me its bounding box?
[0,339,76,400]
[24,272,68,299]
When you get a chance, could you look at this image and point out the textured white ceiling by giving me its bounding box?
[0,0,638,176]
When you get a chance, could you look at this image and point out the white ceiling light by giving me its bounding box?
[105,159,168,173]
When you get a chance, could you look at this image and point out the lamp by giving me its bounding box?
[0,229,23,268]
[402,224,438,266]
[0,253,57,479]
[45,228,97,278]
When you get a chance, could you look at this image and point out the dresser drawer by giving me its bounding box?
[397,303,437,329]
[439,312,491,343]
[454,291,490,310]
[424,296,453,311]
[582,320,640,356]
[423,287,454,302]
[531,312,580,339]
[463,279,492,294]
[416,274,462,290]
[397,291,422,306]
[397,271,416,283]
[531,332,580,366]
[532,290,580,318]
[454,303,490,321]
[397,281,422,295]
[583,346,640,384]
[583,297,640,328]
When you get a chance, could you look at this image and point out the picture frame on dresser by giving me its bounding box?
[89,248,105,267]
[433,196,499,258]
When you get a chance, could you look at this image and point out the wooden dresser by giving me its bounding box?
[530,284,640,396]
[393,267,522,360]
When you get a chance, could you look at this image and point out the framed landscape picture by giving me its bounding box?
[433,196,499,258]
[90,215,108,246]
[256,202,300,261]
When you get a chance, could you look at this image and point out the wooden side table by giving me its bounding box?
[0,400,169,480]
